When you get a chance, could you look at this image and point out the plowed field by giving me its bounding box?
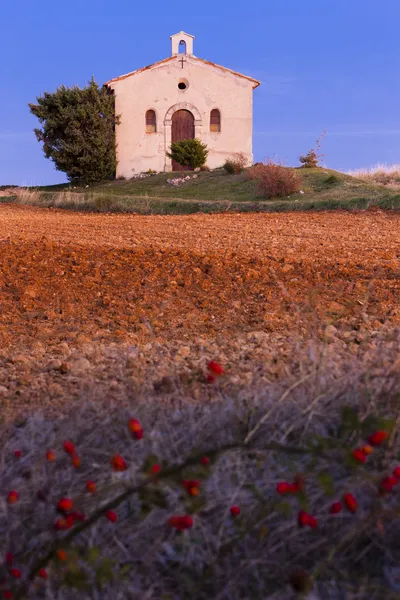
[0,204,399,416]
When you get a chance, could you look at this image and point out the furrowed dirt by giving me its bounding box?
[0,204,399,417]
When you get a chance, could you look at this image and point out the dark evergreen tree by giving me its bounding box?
[29,77,119,183]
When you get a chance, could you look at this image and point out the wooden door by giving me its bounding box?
[171,109,195,171]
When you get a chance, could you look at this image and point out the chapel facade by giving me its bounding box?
[105,32,260,176]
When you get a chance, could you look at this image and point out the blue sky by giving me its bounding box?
[1,0,399,185]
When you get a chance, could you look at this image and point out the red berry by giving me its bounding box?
[352,448,367,463]
[343,493,358,513]
[10,569,21,579]
[86,481,96,494]
[168,515,193,530]
[3,591,13,599]
[182,479,200,489]
[276,482,290,495]
[206,374,216,383]
[181,515,193,529]
[111,454,127,471]
[54,518,68,531]
[149,464,161,475]
[128,418,141,432]
[13,450,22,458]
[308,515,318,529]
[367,430,388,446]
[201,456,210,466]
[297,511,317,528]
[168,516,180,528]
[38,568,48,579]
[330,501,342,514]
[207,361,224,376]
[63,440,75,455]
[393,466,400,479]
[230,505,240,517]
[182,480,201,496]
[361,444,374,456]
[128,419,144,440]
[56,549,67,561]
[46,449,56,462]
[288,483,301,494]
[57,498,73,513]
[5,553,13,566]
[380,476,398,492]
[106,510,118,523]
[71,454,81,468]
[7,491,19,504]
[298,510,310,527]
[66,515,75,528]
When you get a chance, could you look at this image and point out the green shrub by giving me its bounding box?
[223,152,248,175]
[223,160,236,174]
[325,174,340,186]
[166,139,208,170]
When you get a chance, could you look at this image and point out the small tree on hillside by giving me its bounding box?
[299,131,327,168]
[29,77,120,183]
[166,139,208,171]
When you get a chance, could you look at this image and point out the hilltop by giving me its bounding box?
[2,167,400,214]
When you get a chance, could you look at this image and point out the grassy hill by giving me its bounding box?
[4,167,400,213]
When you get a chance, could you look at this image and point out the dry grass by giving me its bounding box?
[52,190,89,209]
[347,164,400,188]
[1,330,400,599]
[13,188,42,205]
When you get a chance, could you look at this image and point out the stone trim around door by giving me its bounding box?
[164,102,202,171]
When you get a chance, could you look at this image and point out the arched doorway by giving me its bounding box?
[171,109,195,171]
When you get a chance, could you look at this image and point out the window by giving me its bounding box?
[210,109,221,132]
[145,109,156,133]
[178,79,189,90]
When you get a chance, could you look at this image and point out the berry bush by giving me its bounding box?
[0,358,400,599]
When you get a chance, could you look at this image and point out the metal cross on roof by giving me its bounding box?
[179,55,186,69]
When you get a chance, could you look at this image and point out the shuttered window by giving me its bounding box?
[145,109,156,133]
[210,109,221,132]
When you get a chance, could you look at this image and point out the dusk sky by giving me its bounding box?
[1,0,399,185]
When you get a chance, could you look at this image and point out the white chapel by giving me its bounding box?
[105,32,260,175]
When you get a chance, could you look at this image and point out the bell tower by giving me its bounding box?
[170,31,194,56]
